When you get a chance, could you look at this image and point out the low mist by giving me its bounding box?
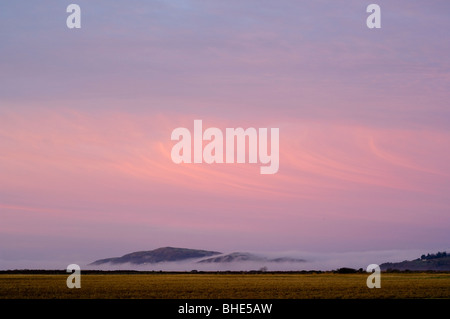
[3,248,447,271]
[82,248,434,272]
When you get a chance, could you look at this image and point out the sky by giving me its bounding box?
[0,1,449,269]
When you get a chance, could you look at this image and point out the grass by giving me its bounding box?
[0,273,449,299]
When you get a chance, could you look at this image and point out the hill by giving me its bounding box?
[198,252,305,263]
[380,251,450,271]
[197,252,265,263]
[90,247,222,265]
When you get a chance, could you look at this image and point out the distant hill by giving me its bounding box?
[90,248,306,266]
[198,252,306,263]
[90,247,222,265]
[198,252,265,263]
[380,251,450,271]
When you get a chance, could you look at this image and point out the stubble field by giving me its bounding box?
[0,272,449,299]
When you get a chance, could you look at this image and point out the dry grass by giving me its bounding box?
[0,273,449,299]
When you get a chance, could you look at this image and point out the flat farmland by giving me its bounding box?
[0,273,449,299]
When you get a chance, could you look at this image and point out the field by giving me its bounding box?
[1,272,449,299]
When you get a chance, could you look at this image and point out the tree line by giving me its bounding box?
[420,251,447,260]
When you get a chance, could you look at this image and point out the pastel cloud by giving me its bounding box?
[1,108,449,254]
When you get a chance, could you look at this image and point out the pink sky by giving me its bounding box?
[1,1,449,268]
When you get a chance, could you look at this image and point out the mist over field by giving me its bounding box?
[3,248,447,272]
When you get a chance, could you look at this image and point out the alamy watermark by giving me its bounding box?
[171,120,279,174]
[366,264,381,288]
[66,3,381,30]
[66,264,81,288]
